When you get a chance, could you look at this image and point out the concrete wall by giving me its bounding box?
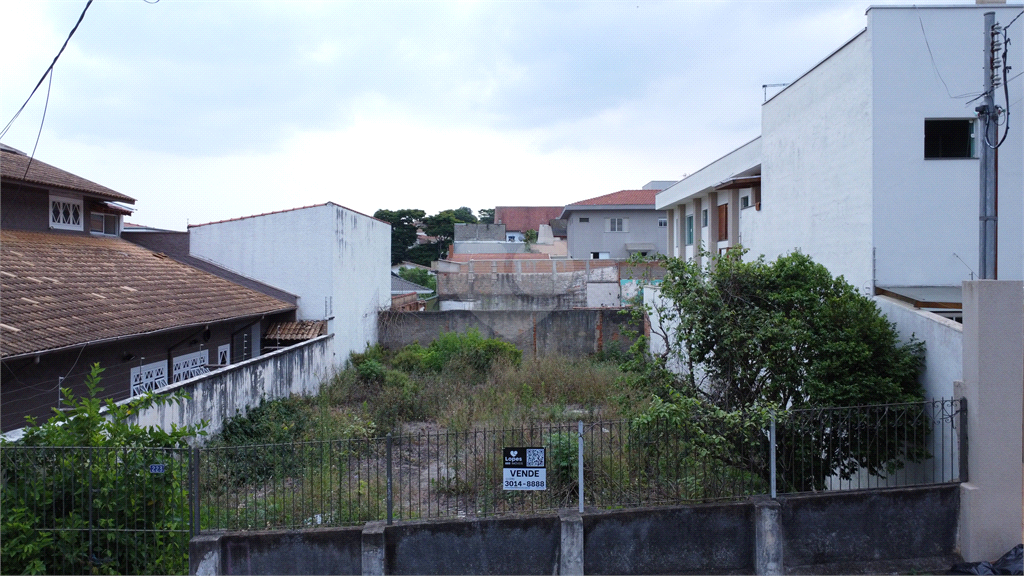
[378,310,638,358]
[565,209,668,260]
[756,31,874,293]
[189,204,391,366]
[870,6,1023,287]
[454,223,506,241]
[873,295,962,401]
[191,485,961,575]
[126,335,334,440]
[438,269,589,310]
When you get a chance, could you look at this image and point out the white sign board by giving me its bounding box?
[502,447,547,491]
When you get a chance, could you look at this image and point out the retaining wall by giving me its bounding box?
[190,484,961,575]
[378,310,638,358]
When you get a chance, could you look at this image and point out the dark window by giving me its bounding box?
[701,209,708,227]
[685,215,694,246]
[717,205,728,241]
[579,217,589,223]
[925,119,974,158]
[740,196,750,209]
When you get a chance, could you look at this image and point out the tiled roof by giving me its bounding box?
[264,321,327,341]
[0,230,296,358]
[0,148,135,204]
[494,206,564,232]
[391,275,433,294]
[567,190,658,207]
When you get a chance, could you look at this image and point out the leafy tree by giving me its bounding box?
[422,207,478,260]
[478,208,495,224]
[1,364,205,575]
[627,248,927,491]
[397,267,436,293]
[374,208,426,265]
[522,229,538,251]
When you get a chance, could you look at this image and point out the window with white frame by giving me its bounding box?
[658,218,667,228]
[50,195,83,231]
[605,218,628,233]
[701,208,708,227]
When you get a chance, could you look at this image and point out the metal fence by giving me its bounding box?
[0,445,193,575]
[195,397,965,530]
[1,398,965,573]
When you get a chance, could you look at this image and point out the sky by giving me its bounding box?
[0,0,981,230]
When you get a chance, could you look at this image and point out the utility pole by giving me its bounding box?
[977,11,999,279]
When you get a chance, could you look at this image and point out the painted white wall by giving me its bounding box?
[189,203,391,365]
[755,31,874,291]
[874,295,962,401]
[655,138,761,210]
[870,6,1023,287]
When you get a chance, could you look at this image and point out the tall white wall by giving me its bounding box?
[874,296,962,401]
[755,32,874,292]
[870,6,1023,287]
[189,203,391,365]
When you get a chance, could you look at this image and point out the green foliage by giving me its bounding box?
[546,431,578,491]
[522,228,538,251]
[1,363,204,575]
[374,208,426,265]
[421,329,522,374]
[357,359,386,383]
[392,343,427,372]
[423,207,478,260]
[219,396,308,446]
[397,267,436,293]
[477,208,495,224]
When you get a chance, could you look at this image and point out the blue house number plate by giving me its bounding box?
[149,464,166,474]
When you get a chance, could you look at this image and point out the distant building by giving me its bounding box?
[561,189,668,260]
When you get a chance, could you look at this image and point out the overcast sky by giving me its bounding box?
[0,0,980,230]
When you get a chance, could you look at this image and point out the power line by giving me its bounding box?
[23,69,54,178]
[0,0,93,141]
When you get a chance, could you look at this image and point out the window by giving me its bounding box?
[579,217,589,223]
[605,218,628,233]
[685,215,694,246]
[591,252,610,259]
[90,213,119,236]
[507,235,517,242]
[740,196,750,209]
[717,204,728,241]
[925,119,974,159]
[701,209,708,227]
[50,195,82,231]
[658,218,667,228]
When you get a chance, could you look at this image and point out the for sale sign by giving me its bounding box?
[502,447,547,490]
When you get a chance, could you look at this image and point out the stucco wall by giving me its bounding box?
[873,295,962,401]
[565,209,667,260]
[870,7,1023,287]
[188,204,391,366]
[756,31,875,292]
[126,335,334,440]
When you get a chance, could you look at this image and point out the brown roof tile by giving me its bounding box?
[0,230,295,358]
[264,321,327,341]
[567,190,657,207]
[0,149,135,204]
[493,206,564,232]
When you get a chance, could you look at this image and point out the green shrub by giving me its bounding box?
[357,359,386,383]
[392,343,426,372]
[422,329,522,374]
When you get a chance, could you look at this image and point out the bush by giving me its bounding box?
[392,343,427,372]
[422,330,522,374]
[357,359,386,383]
[1,364,204,575]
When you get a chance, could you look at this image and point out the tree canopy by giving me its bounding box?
[374,208,426,265]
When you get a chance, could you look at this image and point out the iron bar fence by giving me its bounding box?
[0,445,191,575]
[1,398,965,573]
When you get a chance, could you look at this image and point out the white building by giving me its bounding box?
[660,4,1022,292]
[656,4,1023,400]
[188,203,392,366]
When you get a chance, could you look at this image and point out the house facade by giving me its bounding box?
[658,5,1023,295]
[0,146,296,431]
[561,188,669,260]
[187,203,392,366]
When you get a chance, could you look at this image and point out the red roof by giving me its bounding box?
[568,189,657,207]
[0,148,135,204]
[494,206,564,232]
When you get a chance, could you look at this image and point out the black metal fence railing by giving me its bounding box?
[0,445,192,576]
[1,398,965,573]
[195,398,965,530]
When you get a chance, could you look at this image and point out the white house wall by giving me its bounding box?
[754,31,874,292]
[869,6,1023,286]
[189,204,391,365]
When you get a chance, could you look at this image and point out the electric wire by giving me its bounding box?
[23,69,54,179]
[0,0,93,141]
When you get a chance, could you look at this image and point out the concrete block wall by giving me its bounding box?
[191,485,960,575]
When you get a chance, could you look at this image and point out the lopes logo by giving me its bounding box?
[504,447,525,466]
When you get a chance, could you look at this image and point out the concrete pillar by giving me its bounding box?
[706,192,719,258]
[728,189,740,247]
[754,498,783,575]
[959,280,1023,561]
[189,534,222,576]
[693,198,703,267]
[666,208,676,258]
[559,509,584,575]
[362,521,387,576]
